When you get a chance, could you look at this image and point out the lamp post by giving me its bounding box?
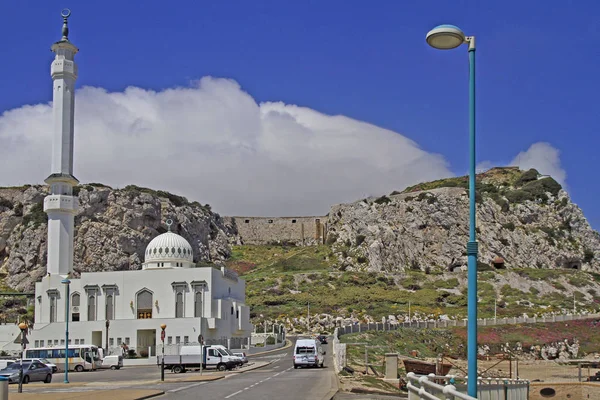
[160,324,166,381]
[105,320,110,356]
[17,322,28,393]
[426,24,478,398]
[61,278,71,384]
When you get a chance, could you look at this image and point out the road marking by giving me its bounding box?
[169,381,206,393]
[225,389,243,398]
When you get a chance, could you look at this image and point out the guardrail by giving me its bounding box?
[407,373,530,400]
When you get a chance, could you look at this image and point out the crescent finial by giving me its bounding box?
[61,9,71,18]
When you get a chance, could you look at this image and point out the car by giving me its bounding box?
[100,355,123,370]
[0,361,53,384]
[317,335,328,344]
[233,352,248,364]
[22,358,58,373]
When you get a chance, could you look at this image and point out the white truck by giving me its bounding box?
[157,344,240,373]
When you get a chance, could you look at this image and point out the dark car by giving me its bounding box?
[317,335,328,344]
[0,361,52,384]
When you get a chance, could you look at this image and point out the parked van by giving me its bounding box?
[0,359,15,370]
[293,339,325,368]
[100,355,123,370]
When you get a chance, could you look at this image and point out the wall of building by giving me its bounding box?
[229,216,328,246]
[30,266,252,352]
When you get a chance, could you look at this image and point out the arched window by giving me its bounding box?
[49,296,57,323]
[176,292,184,318]
[137,289,153,319]
[71,293,80,322]
[194,291,202,318]
[106,294,114,320]
[88,294,96,321]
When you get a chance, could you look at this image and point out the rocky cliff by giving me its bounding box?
[326,167,600,273]
[0,184,237,291]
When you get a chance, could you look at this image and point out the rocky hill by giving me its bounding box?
[326,167,600,274]
[0,184,236,291]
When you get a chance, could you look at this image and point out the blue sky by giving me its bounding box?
[1,0,599,228]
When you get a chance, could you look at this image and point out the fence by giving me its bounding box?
[407,373,529,400]
[337,313,600,337]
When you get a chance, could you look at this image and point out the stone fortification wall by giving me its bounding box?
[228,216,328,246]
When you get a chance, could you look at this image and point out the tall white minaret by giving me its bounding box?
[43,9,79,277]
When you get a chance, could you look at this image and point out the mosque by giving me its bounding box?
[25,11,253,357]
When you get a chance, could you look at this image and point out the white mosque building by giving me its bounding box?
[26,11,253,357]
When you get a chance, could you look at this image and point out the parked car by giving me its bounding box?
[317,335,328,344]
[0,361,53,384]
[22,358,58,373]
[0,359,15,370]
[233,352,248,364]
[100,355,123,370]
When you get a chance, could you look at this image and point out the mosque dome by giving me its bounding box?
[144,230,193,264]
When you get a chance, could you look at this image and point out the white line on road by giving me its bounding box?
[169,381,206,393]
[225,389,244,398]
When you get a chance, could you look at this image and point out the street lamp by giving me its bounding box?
[105,320,110,356]
[17,322,28,393]
[160,324,166,381]
[61,278,71,383]
[426,24,478,398]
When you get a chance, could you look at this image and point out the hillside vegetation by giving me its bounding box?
[227,244,600,325]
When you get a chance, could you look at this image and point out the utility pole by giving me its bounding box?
[408,301,411,326]
[494,299,497,320]
[307,302,310,333]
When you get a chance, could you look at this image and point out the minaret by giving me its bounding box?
[43,9,79,277]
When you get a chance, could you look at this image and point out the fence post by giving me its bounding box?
[0,377,7,400]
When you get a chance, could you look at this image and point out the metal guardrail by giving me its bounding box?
[407,373,530,400]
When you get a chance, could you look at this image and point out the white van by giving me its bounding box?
[0,359,15,370]
[100,355,123,370]
[293,339,325,368]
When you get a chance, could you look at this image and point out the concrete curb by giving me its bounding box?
[134,391,166,400]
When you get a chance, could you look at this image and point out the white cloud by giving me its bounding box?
[510,142,567,186]
[0,77,453,216]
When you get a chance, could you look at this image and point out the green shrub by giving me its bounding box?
[515,169,539,186]
[499,238,509,246]
[477,261,494,272]
[502,222,516,231]
[266,336,276,345]
[22,203,47,228]
[357,256,368,264]
[374,195,391,205]
[521,177,562,199]
[0,197,13,209]
[584,248,595,263]
[326,233,338,245]
[504,190,534,203]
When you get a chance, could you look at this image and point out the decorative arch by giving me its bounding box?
[71,292,81,322]
[136,288,154,319]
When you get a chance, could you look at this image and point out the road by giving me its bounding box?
[159,338,337,400]
[11,337,338,400]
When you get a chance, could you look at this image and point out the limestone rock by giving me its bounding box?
[0,184,236,291]
[325,169,600,274]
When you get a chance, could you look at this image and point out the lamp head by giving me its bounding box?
[160,324,167,330]
[18,322,28,331]
[61,279,71,285]
[106,320,110,328]
[426,24,466,50]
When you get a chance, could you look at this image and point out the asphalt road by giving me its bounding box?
[159,338,337,400]
[11,337,338,399]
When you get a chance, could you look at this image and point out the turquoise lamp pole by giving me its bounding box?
[426,24,478,398]
[61,278,71,383]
